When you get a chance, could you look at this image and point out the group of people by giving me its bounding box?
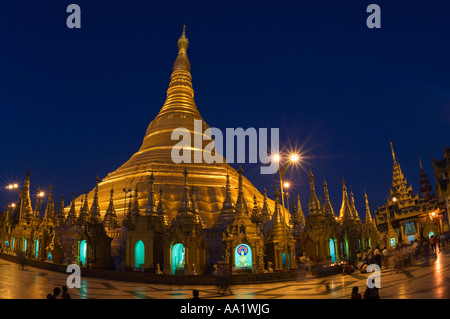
[46,286,71,299]
[354,246,383,273]
[351,286,379,299]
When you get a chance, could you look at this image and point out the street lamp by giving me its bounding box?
[283,182,291,213]
[123,187,132,221]
[271,152,300,215]
[5,183,23,224]
[271,152,299,271]
[36,190,46,214]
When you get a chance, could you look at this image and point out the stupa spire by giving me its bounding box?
[297,194,305,229]
[77,190,89,225]
[308,169,321,215]
[179,168,193,214]
[272,188,284,224]
[130,185,141,225]
[103,187,119,229]
[390,140,396,163]
[339,178,353,221]
[65,192,77,226]
[18,169,33,224]
[145,172,157,215]
[418,156,433,199]
[55,195,65,227]
[234,166,248,216]
[322,180,335,218]
[157,187,170,227]
[350,191,361,222]
[389,141,415,203]
[364,192,376,228]
[89,176,101,223]
[42,185,55,227]
[261,187,271,222]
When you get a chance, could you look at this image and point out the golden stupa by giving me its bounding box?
[68,27,276,227]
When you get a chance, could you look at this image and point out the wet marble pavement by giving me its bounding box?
[1,250,449,299]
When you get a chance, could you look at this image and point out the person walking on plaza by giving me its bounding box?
[430,236,437,255]
[373,246,382,268]
[412,240,419,260]
[437,236,441,253]
[18,252,26,270]
[440,234,446,250]
[382,247,390,269]
[367,247,373,264]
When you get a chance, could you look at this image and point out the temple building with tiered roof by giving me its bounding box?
[375,142,444,248]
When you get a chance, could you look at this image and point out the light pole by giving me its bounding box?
[123,187,132,222]
[272,153,300,222]
[5,183,23,224]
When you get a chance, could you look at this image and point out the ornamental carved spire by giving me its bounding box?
[178,168,193,214]
[89,176,101,224]
[418,156,433,199]
[77,190,89,225]
[65,192,77,226]
[261,187,272,223]
[308,169,321,215]
[339,178,353,221]
[297,194,305,230]
[103,187,119,229]
[157,187,170,227]
[350,191,361,223]
[322,180,335,218]
[234,166,248,216]
[145,172,157,215]
[364,192,376,230]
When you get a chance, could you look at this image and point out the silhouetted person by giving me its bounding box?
[363,286,380,299]
[18,252,26,270]
[61,286,71,299]
[47,287,61,299]
[192,289,200,299]
[351,286,362,299]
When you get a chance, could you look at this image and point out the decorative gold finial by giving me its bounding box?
[173,24,191,72]
[390,140,396,162]
[177,24,189,54]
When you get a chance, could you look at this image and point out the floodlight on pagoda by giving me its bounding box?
[10,203,16,208]
[283,182,290,189]
[38,191,45,198]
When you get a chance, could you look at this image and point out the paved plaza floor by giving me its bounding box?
[1,250,450,299]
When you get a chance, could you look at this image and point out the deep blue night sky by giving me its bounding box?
[0,0,449,218]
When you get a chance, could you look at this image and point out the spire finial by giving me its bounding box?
[390,140,396,162]
[418,155,423,170]
[177,24,189,54]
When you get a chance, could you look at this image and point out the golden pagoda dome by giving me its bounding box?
[68,27,276,227]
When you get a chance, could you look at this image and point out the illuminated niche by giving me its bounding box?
[134,240,145,268]
[235,244,252,269]
[79,240,87,266]
[171,243,185,274]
